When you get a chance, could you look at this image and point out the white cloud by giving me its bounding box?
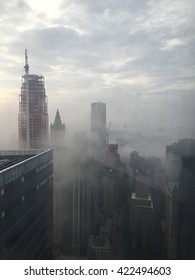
[102,73,153,88]
[0,0,195,147]
[161,38,187,50]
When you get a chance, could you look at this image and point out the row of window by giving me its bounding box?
[0,151,53,187]
[1,176,52,220]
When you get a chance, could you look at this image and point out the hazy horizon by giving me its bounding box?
[0,0,195,156]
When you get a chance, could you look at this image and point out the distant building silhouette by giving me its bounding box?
[50,109,65,147]
[18,50,48,149]
[165,138,195,181]
[177,156,195,259]
[91,102,106,159]
[165,139,195,259]
[0,149,53,259]
[72,131,90,256]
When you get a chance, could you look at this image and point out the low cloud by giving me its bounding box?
[0,0,195,148]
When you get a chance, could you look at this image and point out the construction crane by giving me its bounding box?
[106,121,111,149]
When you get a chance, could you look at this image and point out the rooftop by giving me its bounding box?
[131,193,153,209]
[0,155,33,171]
[0,150,52,187]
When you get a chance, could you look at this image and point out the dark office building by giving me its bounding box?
[177,156,195,259]
[0,149,53,259]
[165,139,195,259]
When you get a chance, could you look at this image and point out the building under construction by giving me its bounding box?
[18,50,48,149]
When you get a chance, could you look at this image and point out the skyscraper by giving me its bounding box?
[50,109,65,147]
[91,102,106,159]
[18,50,48,149]
[165,138,195,181]
[0,149,53,259]
[165,139,195,259]
[72,131,90,256]
[50,110,66,251]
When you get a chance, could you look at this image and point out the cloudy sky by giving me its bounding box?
[0,0,195,153]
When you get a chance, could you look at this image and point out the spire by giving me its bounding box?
[52,109,63,129]
[24,49,29,74]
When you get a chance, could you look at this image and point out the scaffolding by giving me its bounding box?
[18,50,48,149]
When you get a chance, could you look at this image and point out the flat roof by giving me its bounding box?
[90,237,109,248]
[0,155,33,171]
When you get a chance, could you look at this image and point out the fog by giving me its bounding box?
[1,94,194,159]
[1,0,195,261]
[0,0,195,155]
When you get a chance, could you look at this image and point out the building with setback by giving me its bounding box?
[0,149,53,259]
[18,50,48,149]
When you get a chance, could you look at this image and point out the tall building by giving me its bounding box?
[177,156,195,259]
[50,109,65,147]
[91,102,106,159]
[18,50,48,149]
[72,132,90,256]
[165,138,195,181]
[165,156,195,259]
[52,146,72,254]
[165,139,195,259]
[0,149,53,259]
[50,110,68,253]
[106,144,120,168]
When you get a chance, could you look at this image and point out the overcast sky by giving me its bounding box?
[0,0,195,152]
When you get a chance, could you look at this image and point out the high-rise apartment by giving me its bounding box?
[50,110,68,252]
[18,50,48,149]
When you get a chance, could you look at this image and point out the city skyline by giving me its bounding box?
[0,0,195,155]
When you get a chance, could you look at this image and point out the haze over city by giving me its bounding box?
[1,0,195,263]
[0,0,195,156]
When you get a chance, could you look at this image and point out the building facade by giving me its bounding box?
[91,102,106,159]
[50,109,65,147]
[72,132,91,256]
[18,50,48,149]
[0,149,53,259]
[165,139,195,259]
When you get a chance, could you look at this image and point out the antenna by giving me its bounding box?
[24,49,29,74]
[106,121,111,149]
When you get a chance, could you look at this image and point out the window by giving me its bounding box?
[0,188,4,196]
[1,211,5,218]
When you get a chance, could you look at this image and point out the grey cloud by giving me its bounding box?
[0,0,31,18]
[0,0,195,147]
